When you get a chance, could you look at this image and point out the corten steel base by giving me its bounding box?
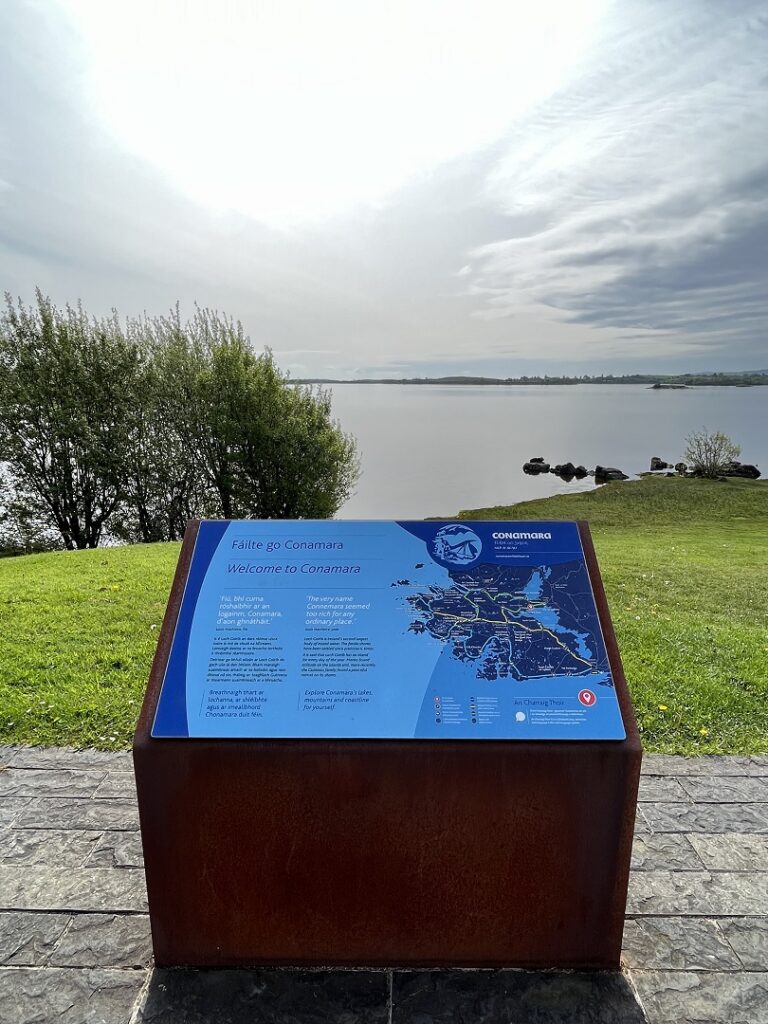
[134,520,641,969]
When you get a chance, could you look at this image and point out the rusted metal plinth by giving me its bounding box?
[134,522,641,969]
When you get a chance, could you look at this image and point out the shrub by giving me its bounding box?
[684,429,741,479]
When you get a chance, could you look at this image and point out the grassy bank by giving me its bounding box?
[0,543,177,750]
[0,477,765,753]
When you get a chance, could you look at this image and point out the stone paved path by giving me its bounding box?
[0,747,766,1023]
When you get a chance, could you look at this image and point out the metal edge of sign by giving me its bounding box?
[134,519,202,747]
[577,520,641,749]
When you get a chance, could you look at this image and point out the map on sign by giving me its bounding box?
[406,560,605,682]
[152,520,626,740]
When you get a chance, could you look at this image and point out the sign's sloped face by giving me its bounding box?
[152,520,626,740]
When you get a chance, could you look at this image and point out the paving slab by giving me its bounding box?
[638,777,690,803]
[641,801,768,834]
[630,834,703,872]
[627,870,768,916]
[94,772,138,800]
[632,969,768,1024]
[0,865,147,912]
[0,798,30,827]
[680,777,768,804]
[633,808,652,833]
[391,969,646,1024]
[86,831,145,868]
[0,768,106,798]
[717,918,768,972]
[642,755,765,777]
[688,834,768,872]
[7,747,133,771]
[138,967,390,1023]
[0,745,19,767]
[622,918,741,972]
[0,827,102,867]
[0,965,147,1024]
[15,796,140,831]
[49,912,152,968]
[0,911,70,966]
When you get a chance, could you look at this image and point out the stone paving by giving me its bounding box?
[0,747,766,1023]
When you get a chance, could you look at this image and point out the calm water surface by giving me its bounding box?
[328,384,768,519]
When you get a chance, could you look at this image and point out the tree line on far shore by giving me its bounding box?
[295,371,768,386]
[0,291,359,554]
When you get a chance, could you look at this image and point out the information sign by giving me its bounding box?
[152,520,626,740]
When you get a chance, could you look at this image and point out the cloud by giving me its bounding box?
[0,3,522,374]
[0,0,766,376]
[467,0,768,364]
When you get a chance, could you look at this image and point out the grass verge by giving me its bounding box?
[0,543,177,750]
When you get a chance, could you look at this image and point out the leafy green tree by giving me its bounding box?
[241,374,359,518]
[187,312,257,518]
[121,306,254,521]
[684,429,741,478]
[173,307,359,519]
[0,295,359,549]
[117,305,359,527]
[110,312,215,543]
[0,291,142,549]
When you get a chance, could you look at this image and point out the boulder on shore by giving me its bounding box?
[595,465,629,483]
[675,462,687,475]
[523,458,632,483]
[650,457,669,471]
[723,461,761,479]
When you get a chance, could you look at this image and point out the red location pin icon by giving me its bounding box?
[578,689,597,707]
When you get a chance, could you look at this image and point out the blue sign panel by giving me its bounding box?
[152,520,626,740]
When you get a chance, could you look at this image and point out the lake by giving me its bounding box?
[327,384,767,519]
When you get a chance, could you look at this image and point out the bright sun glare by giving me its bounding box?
[59,0,607,225]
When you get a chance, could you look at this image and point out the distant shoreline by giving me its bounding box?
[294,373,768,387]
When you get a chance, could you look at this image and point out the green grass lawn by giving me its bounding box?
[0,542,178,750]
[0,476,766,753]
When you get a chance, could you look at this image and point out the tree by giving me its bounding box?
[0,469,63,556]
[0,291,143,549]
[684,429,741,478]
[187,312,259,518]
[0,294,359,550]
[173,308,359,519]
[110,312,215,543]
[123,305,360,525]
[232,362,359,519]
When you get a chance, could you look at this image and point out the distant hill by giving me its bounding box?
[294,371,768,387]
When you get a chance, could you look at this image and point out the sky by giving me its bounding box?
[1,0,766,377]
